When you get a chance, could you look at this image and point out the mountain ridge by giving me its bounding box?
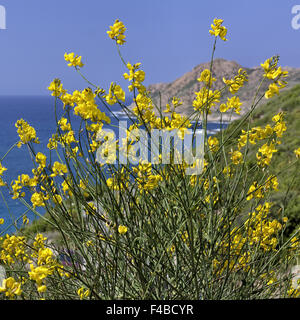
[136,58,300,121]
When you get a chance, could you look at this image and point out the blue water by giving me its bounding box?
[0,96,227,234]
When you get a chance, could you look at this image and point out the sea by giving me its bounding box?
[0,96,228,234]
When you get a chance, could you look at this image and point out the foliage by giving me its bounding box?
[0,18,299,300]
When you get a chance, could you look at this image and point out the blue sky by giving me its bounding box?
[0,0,299,95]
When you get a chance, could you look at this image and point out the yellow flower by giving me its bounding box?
[118,225,128,234]
[223,68,248,94]
[0,163,7,187]
[230,150,243,165]
[273,121,287,138]
[220,96,243,114]
[86,240,94,247]
[60,92,76,108]
[256,142,278,167]
[247,176,278,201]
[47,134,58,150]
[35,152,47,168]
[0,162,7,176]
[77,287,90,300]
[64,52,84,68]
[282,217,288,223]
[15,119,39,147]
[0,234,28,264]
[61,130,77,145]
[73,88,111,123]
[53,194,63,205]
[37,285,47,293]
[193,87,221,113]
[105,82,125,105]
[209,18,228,41]
[265,83,279,99]
[261,57,288,80]
[22,215,29,225]
[33,233,47,249]
[62,179,73,197]
[272,112,284,123]
[294,147,300,158]
[58,117,72,131]
[123,62,146,92]
[48,78,66,97]
[31,192,45,208]
[261,57,288,100]
[208,136,219,152]
[197,69,216,87]
[132,162,163,191]
[0,218,4,224]
[50,162,68,177]
[28,264,52,292]
[0,277,22,298]
[107,19,126,45]
[223,165,233,178]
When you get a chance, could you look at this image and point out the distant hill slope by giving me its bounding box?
[143,58,300,121]
[222,84,300,236]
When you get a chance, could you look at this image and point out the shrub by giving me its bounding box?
[0,18,299,300]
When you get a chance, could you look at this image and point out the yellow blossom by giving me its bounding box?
[223,68,248,94]
[77,287,90,300]
[208,136,219,152]
[58,117,72,131]
[15,119,39,147]
[48,78,66,97]
[209,18,228,41]
[230,150,243,165]
[31,192,46,208]
[197,69,216,87]
[35,152,47,168]
[118,225,128,234]
[105,82,125,105]
[220,96,242,114]
[50,162,68,177]
[107,19,126,45]
[64,52,84,68]
[0,277,22,298]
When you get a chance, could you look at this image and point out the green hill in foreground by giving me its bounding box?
[222,84,300,236]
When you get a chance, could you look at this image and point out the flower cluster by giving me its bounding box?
[15,119,39,147]
[246,175,279,201]
[64,52,84,68]
[220,96,243,115]
[107,19,126,45]
[261,57,288,99]
[132,161,163,192]
[223,68,248,94]
[209,18,228,41]
[0,277,22,299]
[0,162,7,186]
[105,82,126,105]
[123,62,146,92]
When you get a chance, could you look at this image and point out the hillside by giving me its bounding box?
[141,58,300,121]
[222,84,300,236]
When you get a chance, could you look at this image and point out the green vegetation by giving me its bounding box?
[221,84,300,237]
[0,19,299,300]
